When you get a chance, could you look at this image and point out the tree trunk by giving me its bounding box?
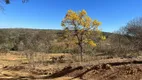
[79,43,83,62]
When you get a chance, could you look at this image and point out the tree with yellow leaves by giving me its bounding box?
[61,9,104,61]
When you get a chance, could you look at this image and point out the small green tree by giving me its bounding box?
[61,10,105,61]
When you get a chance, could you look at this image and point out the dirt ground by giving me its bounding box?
[0,51,142,80]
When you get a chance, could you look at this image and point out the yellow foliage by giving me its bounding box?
[84,16,92,28]
[66,10,79,21]
[79,9,87,17]
[88,40,96,47]
[80,20,85,26]
[101,36,106,40]
[61,9,104,49]
[63,9,102,29]
[86,16,91,22]
[93,20,101,27]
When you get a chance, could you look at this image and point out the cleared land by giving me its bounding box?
[0,52,142,80]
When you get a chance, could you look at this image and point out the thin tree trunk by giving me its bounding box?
[79,43,83,62]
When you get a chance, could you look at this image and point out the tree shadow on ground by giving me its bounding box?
[47,66,83,79]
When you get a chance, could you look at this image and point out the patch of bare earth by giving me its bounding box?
[0,52,142,80]
[0,62,142,80]
[47,58,142,80]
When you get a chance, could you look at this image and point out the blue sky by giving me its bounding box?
[0,0,142,32]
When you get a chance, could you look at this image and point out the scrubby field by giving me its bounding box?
[0,51,142,80]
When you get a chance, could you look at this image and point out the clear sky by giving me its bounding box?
[0,0,142,32]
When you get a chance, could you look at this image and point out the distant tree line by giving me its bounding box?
[0,17,142,58]
[0,29,60,53]
[0,28,110,53]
